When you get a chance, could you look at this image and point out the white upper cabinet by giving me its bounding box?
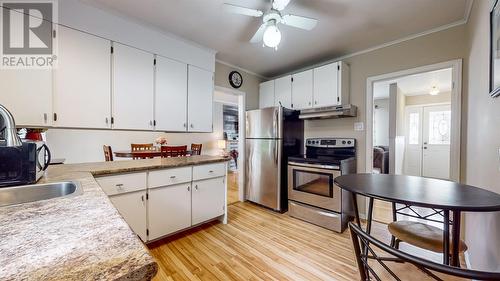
[292,70,313,110]
[54,26,112,129]
[274,75,292,108]
[0,69,52,127]
[187,65,213,132]
[259,80,275,108]
[313,62,339,107]
[112,43,154,130]
[155,56,188,132]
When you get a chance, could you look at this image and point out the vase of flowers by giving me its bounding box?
[155,136,167,147]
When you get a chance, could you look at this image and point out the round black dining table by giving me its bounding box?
[334,173,500,267]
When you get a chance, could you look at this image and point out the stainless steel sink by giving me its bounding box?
[0,181,82,207]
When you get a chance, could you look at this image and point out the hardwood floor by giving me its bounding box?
[227,171,239,205]
[147,202,468,281]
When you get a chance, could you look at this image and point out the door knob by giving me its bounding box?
[423,147,428,149]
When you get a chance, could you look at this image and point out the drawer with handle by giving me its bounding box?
[192,163,226,181]
[96,172,147,196]
[148,167,192,188]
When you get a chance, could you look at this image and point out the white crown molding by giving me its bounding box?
[216,59,269,80]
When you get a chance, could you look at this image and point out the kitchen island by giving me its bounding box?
[0,155,229,281]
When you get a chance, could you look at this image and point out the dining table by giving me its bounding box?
[334,173,500,267]
[114,149,193,158]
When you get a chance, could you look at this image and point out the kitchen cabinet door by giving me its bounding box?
[292,70,313,109]
[313,62,339,107]
[187,65,213,132]
[192,177,225,225]
[54,26,112,129]
[148,183,191,240]
[113,43,154,130]
[259,80,275,108]
[274,75,292,108]
[109,190,147,241]
[155,56,188,131]
[0,69,52,127]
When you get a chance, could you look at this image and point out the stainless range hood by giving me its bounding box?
[299,104,357,120]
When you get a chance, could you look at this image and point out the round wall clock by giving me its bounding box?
[229,71,243,89]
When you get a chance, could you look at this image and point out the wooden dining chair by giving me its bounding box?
[131,143,155,160]
[349,222,500,281]
[103,145,113,162]
[191,143,202,155]
[388,204,468,265]
[161,145,188,158]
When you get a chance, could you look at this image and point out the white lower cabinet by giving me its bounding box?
[109,190,148,241]
[96,162,227,242]
[192,177,226,225]
[148,183,192,240]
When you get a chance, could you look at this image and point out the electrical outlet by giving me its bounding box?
[354,122,364,131]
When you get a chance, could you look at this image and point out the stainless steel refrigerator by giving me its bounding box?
[245,106,303,212]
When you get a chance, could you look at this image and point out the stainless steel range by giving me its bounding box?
[287,138,356,232]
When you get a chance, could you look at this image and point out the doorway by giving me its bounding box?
[214,86,246,206]
[366,61,461,263]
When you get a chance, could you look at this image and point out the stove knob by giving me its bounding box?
[307,140,311,144]
[347,141,352,144]
[342,140,346,145]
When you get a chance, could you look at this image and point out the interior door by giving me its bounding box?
[292,69,313,109]
[404,107,423,176]
[112,43,154,130]
[422,105,451,179]
[155,56,188,131]
[54,25,112,129]
[187,65,213,132]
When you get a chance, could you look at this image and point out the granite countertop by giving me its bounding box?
[0,155,229,281]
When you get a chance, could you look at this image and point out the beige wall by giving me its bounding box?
[405,91,451,106]
[214,62,264,110]
[305,24,468,177]
[464,0,500,272]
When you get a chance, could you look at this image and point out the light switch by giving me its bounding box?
[354,122,364,131]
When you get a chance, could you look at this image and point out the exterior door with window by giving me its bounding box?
[422,105,451,179]
[404,107,423,176]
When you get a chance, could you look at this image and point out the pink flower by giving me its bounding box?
[155,137,167,145]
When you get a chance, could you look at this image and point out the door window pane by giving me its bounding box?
[428,111,451,144]
[293,170,333,197]
[408,112,420,145]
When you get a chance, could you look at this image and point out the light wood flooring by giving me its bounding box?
[147,202,467,281]
[227,171,239,205]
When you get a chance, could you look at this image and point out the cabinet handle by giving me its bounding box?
[195,185,198,190]
[116,183,124,190]
[209,170,214,173]
[183,123,187,128]
[149,120,153,126]
[170,175,176,179]
[190,124,194,128]
[187,185,190,191]
[43,113,48,123]
[308,102,311,106]
[314,101,318,105]
[141,195,144,202]
[105,117,109,125]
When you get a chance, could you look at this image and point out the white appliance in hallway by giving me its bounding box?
[245,106,304,212]
[405,104,451,179]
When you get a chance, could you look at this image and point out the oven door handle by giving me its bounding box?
[288,161,340,170]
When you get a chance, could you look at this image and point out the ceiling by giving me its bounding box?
[82,0,470,78]
[373,68,453,99]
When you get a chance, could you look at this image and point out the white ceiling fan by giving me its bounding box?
[223,0,318,50]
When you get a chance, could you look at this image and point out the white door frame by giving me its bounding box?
[214,86,246,202]
[366,59,462,182]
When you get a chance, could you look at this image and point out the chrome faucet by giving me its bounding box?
[0,103,22,147]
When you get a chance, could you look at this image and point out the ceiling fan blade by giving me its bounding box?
[282,14,318,30]
[250,23,268,43]
[223,3,263,17]
[272,0,291,11]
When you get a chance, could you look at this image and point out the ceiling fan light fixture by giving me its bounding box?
[429,86,440,96]
[263,24,281,49]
